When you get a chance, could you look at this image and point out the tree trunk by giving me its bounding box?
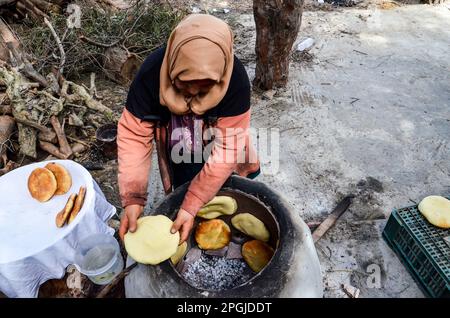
[253,0,304,90]
[103,47,141,86]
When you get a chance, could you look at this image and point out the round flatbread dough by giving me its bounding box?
[242,240,274,273]
[28,167,57,202]
[231,213,270,242]
[124,215,180,265]
[418,195,450,229]
[170,241,188,265]
[197,196,237,219]
[195,219,231,250]
[45,162,72,195]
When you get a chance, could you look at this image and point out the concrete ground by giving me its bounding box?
[144,3,450,297]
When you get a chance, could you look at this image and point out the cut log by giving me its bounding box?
[18,123,37,158]
[103,46,140,86]
[39,140,69,159]
[0,115,16,162]
[50,115,73,158]
[0,66,39,158]
[38,129,57,143]
[253,0,304,90]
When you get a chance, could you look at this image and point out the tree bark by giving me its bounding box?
[253,0,304,90]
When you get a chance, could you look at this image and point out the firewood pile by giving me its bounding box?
[0,0,183,177]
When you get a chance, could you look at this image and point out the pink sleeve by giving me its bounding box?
[180,109,251,216]
[117,108,154,208]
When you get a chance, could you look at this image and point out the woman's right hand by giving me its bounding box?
[119,204,144,241]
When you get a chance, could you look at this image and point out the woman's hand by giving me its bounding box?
[171,208,195,244]
[119,204,144,241]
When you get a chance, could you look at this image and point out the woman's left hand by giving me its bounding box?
[171,208,195,244]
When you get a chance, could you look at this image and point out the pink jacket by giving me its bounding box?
[117,108,260,216]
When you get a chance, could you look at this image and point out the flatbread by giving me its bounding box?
[124,215,180,265]
[28,168,57,202]
[418,195,450,229]
[197,196,237,219]
[242,240,274,273]
[195,219,231,250]
[68,186,86,224]
[231,213,270,242]
[45,162,72,195]
[55,193,77,228]
[170,241,188,265]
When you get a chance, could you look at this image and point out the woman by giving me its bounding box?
[117,14,260,244]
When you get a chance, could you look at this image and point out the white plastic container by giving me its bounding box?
[74,233,124,285]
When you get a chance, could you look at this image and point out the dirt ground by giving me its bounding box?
[92,0,450,298]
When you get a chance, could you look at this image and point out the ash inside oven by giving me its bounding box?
[180,253,252,291]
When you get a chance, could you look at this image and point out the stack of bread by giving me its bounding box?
[27,162,86,228]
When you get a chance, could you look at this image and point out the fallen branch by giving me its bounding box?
[79,35,121,49]
[67,136,90,147]
[89,72,102,99]
[312,195,354,243]
[38,128,57,143]
[61,80,114,117]
[44,17,65,76]
[0,19,48,87]
[39,140,69,159]
[0,115,15,163]
[14,116,49,132]
[17,123,37,158]
[50,115,72,158]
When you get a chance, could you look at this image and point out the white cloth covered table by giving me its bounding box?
[0,160,116,298]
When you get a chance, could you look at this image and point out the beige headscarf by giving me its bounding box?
[159,14,234,115]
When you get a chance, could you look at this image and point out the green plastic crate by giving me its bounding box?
[382,199,450,298]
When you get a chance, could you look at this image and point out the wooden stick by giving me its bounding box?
[38,129,57,143]
[89,72,96,96]
[312,195,354,243]
[49,115,72,157]
[39,140,69,159]
[14,116,49,132]
[67,136,90,147]
[44,17,65,76]
[95,262,138,298]
[79,35,121,49]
